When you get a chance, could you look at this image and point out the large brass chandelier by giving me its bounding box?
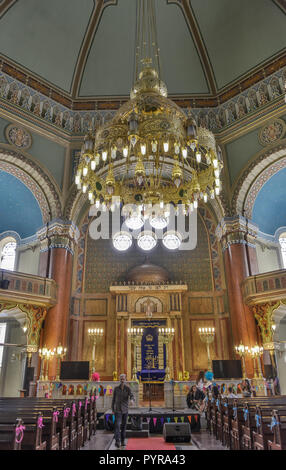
[75,0,223,232]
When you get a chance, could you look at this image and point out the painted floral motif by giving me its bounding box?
[6,125,32,149]
[259,119,286,146]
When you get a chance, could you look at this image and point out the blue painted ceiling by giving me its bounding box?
[0,170,43,239]
[252,167,286,236]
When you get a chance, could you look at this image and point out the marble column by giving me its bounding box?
[216,216,259,377]
[37,220,79,379]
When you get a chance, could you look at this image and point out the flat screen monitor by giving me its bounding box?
[212,360,242,379]
[60,361,89,380]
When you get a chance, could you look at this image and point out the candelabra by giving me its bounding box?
[53,343,67,381]
[127,328,143,381]
[234,341,250,379]
[38,346,55,381]
[250,344,264,378]
[88,328,104,379]
[198,327,215,372]
[158,327,175,381]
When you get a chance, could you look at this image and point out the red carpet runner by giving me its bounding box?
[126,437,176,450]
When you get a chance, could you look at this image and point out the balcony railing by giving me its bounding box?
[242,269,286,305]
[0,269,57,306]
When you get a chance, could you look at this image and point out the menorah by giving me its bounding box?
[127,328,143,381]
[158,327,175,381]
[88,328,104,379]
[198,327,215,372]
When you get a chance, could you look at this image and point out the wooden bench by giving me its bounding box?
[0,394,97,450]
[0,413,47,450]
[241,401,286,450]
[267,409,286,450]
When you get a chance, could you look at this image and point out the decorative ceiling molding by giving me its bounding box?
[71,0,105,98]
[231,141,286,217]
[0,146,63,221]
[272,0,286,14]
[0,50,285,109]
[0,0,17,19]
[1,65,285,141]
[180,0,216,94]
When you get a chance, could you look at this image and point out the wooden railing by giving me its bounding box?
[0,269,57,306]
[242,269,286,305]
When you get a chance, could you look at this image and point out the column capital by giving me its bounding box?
[37,219,80,255]
[216,215,259,250]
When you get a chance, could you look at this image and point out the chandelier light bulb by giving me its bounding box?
[123,147,128,158]
[163,231,182,250]
[91,160,96,171]
[196,152,201,163]
[111,148,117,159]
[160,200,164,209]
[102,151,108,162]
[75,175,80,185]
[214,169,220,178]
[137,231,157,251]
[203,193,208,203]
[213,158,218,168]
[194,200,198,209]
[174,143,180,155]
[83,167,88,176]
[141,143,146,155]
[88,191,93,200]
[182,148,187,159]
[95,154,100,165]
[95,199,100,208]
[215,187,220,195]
[151,141,157,153]
[82,184,87,193]
[113,231,133,251]
[210,189,215,199]
[215,178,220,187]
[163,141,169,153]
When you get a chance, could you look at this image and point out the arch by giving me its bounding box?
[0,147,62,222]
[231,140,286,217]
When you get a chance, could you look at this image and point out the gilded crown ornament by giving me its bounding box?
[75,0,223,229]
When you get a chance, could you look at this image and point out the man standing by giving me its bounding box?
[112,373,135,448]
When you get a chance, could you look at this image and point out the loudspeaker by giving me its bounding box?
[163,423,191,443]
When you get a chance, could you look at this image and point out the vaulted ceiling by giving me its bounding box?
[0,0,285,100]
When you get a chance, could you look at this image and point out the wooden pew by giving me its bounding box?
[0,413,47,450]
[0,394,97,450]
[228,397,286,450]
[241,401,286,450]
[267,409,286,450]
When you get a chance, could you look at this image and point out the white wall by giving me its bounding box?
[256,242,281,273]
[16,244,40,275]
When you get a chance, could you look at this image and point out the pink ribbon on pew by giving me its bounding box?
[79,401,82,410]
[64,408,70,418]
[37,417,44,429]
[53,411,60,423]
[72,403,77,417]
[15,425,26,444]
[85,400,88,410]
[91,395,94,402]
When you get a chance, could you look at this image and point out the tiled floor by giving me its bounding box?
[81,430,228,451]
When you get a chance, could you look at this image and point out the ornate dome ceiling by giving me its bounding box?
[126,262,170,283]
[0,0,285,102]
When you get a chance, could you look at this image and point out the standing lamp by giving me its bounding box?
[234,342,250,379]
[198,327,215,372]
[158,327,175,381]
[127,328,143,381]
[53,343,67,381]
[88,328,104,379]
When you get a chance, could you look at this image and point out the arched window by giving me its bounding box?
[279,233,286,269]
[0,238,17,271]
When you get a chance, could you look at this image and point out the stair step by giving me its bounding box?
[126,430,149,438]
[127,423,149,431]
